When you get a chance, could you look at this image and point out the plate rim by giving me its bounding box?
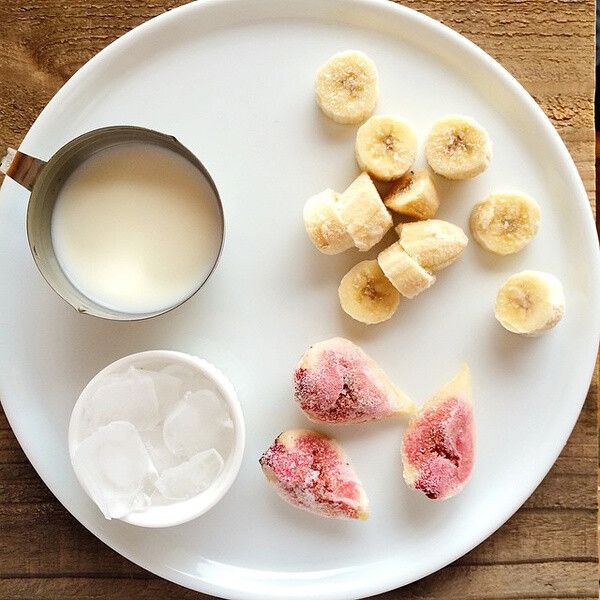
[1,0,599,598]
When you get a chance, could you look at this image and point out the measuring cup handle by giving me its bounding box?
[1,148,47,192]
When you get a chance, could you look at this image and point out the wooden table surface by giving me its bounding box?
[0,1,597,598]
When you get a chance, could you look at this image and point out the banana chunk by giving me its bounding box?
[336,172,392,251]
[303,189,354,255]
[338,259,400,324]
[494,270,565,336]
[397,219,468,272]
[470,191,540,255]
[425,115,492,180]
[384,169,439,219]
[377,242,436,299]
[355,116,418,182]
[315,50,378,125]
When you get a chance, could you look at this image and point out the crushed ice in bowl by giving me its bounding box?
[71,359,236,521]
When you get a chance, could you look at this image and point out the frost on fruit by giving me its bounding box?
[315,50,378,125]
[293,337,413,424]
[377,241,436,299]
[383,169,439,220]
[303,188,354,255]
[336,173,392,252]
[338,259,400,324]
[259,429,369,520]
[494,270,565,336]
[355,116,418,182]
[401,365,474,500]
[397,219,468,272]
[469,192,540,256]
[425,115,492,180]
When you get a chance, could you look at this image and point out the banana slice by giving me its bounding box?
[384,169,440,219]
[377,242,435,299]
[469,191,540,255]
[355,116,418,182]
[336,172,392,251]
[338,259,400,324]
[315,50,378,125]
[303,189,354,255]
[425,115,492,180]
[397,219,468,271]
[494,271,565,336]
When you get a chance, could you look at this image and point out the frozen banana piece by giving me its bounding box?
[384,169,439,219]
[303,189,354,255]
[355,116,418,182]
[315,50,378,125]
[494,270,565,336]
[425,115,492,180]
[336,172,392,251]
[397,219,468,272]
[470,191,540,255]
[338,259,400,324]
[377,242,436,299]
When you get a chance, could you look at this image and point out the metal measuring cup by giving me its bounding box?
[0,126,224,321]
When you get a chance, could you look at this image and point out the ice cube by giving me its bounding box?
[72,421,158,519]
[84,366,160,433]
[163,389,234,459]
[161,363,204,393]
[154,448,224,500]
[141,368,183,418]
[141,428,181,473]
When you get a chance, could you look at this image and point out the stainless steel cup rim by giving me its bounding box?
[2,126,225,321]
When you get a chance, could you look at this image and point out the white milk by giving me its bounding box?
[51,142,222,314]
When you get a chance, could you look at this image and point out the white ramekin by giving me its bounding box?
[68,350,245,527]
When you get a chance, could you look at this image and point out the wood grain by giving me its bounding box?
[0,1,597,598]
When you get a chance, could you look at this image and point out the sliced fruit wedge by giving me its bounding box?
[259,429,369,520]
[402,365,474,500]
[384,169,439,220]
[303,188,354,255]
[335,172,392,252]
[396,219,468,272]
[377,241,436,299]
[294,337,413,424]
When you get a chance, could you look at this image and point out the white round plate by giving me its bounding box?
[1,0,598,598]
